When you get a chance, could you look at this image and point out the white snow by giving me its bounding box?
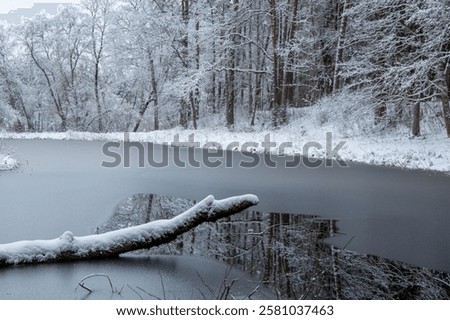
[0,153,18,171]
[212,194,260,212]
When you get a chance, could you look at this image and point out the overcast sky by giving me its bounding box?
[0,1,80,15]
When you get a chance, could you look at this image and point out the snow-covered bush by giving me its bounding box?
[309,89,379,137]
[0,137,18,171]
[0,153,18,171]
[0,102,17,131]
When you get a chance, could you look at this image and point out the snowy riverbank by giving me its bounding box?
[2,93,450,173]
[1,123,449,174]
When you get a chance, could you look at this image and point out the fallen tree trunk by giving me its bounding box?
[0,194,259,267]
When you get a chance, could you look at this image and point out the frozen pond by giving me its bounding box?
[1,138,450,298]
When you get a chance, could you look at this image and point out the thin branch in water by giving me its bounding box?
[197,287,208,300]
[118,285,125,295]
[158,271,166,300]
[343,236,356,250]
[127,284,144,300]
[219,278,238,300]
[77,274,115,294]
[196,271,217,299]
[246,286,260,300]
[136,286,162,300]
[78,282,92,293]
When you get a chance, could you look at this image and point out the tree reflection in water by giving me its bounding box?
[98,194,450,300]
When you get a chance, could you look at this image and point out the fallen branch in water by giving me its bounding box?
[77,274,115,294]
[0,194,259,267]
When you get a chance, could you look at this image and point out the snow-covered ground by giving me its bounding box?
[0,153,18,171]
[1,129,449,173]
[1,93,449,174]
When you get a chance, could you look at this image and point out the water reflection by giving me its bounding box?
[99,194,450,299]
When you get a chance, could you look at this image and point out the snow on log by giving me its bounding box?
[0,194,259,267]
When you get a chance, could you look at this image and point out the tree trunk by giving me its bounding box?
[180,99,189,129]
[133,51,158,133]
[329,220,342,299]
[28,46,67,131]
[332,0,350,93]
[210,7,217,113]
[0,195,258,267]
[442,60,450,137]
[248,24,254,116]
[411,102,421,137]
[179,0,190,128]
[374,103,386,125]
[94,58,103,132]
[251,2,263,126]
[270,0,287,127]
[192,18,200,130]
[133,96,152,132]
[88,0,108,133]
[263,213,275,284]
[225,0,239,128]
[225,69,235,127]
[441,92,450,138]
[149,56,159,131]
[282,0,299,105]
[190,91,198,130]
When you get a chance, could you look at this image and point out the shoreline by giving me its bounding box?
[1,130,449,175]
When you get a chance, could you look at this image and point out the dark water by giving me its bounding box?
[101,193,450,299]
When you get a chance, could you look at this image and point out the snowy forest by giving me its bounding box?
[2,0,450,302]
[1,0,450,137]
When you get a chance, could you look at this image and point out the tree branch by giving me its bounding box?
[0,194,259,267]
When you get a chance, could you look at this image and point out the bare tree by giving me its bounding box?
[21,18,68,131]
[82,0,113,132]
[0,31,34,131]
[332,0,350,93]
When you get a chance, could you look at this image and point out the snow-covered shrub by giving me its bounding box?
[0,102,17,131]
[309,89,377,137]
[0,136,18,171]
[0,152,18,171]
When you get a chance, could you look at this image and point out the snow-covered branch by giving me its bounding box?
[0,194,259,267]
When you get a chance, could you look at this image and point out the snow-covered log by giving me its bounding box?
[0,194,259,267]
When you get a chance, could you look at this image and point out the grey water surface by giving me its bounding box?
[0,254,271,300]
[1,139,450,298]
